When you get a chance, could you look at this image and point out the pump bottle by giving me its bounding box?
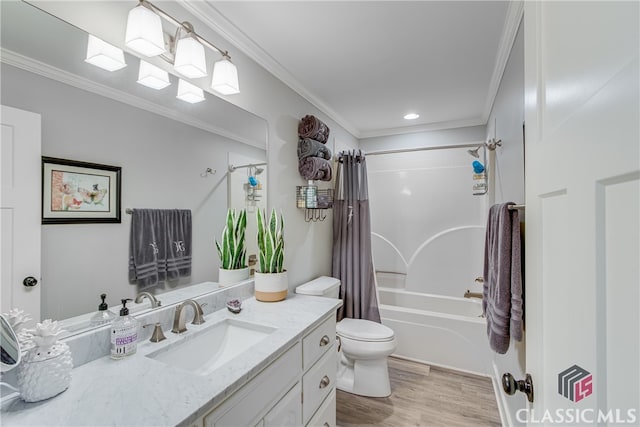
[110,298,138,359]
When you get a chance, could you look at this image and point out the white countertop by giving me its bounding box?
[1,295,341,427]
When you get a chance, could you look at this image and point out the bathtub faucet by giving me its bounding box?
[464,290,483,299]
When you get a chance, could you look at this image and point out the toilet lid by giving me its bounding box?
[337,318,395,342]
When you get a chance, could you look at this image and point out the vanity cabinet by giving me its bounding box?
[195,313,337,427]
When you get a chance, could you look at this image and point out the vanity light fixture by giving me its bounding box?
[85,35,127,72]
[137,60,170,89]
[125,2,165,57]
[125,0,240,97]
[176,79,205,103]
[173,23,207,79]
[211,56,240,95]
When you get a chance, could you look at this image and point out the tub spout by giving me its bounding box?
[464,290,483,299]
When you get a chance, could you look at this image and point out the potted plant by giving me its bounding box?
[254,208,287,301]
[215,208,249,286]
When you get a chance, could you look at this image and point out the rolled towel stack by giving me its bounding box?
[297,115,332,181]
[298,138,332,160]
[298,115,330,143]
[299,157,332,181]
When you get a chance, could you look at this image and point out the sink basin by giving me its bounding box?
[146,318,276,376]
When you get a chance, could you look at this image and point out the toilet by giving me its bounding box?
[296,276,396,398]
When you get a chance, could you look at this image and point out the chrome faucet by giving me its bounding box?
[171,299,205,334]
[135,292,161,308]
[464,290,483,299]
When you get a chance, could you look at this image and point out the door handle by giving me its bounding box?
[23,276,38,287]
[502,373,534,402]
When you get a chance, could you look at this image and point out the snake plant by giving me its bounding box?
[215,208,247,270]
[256,208,285,273]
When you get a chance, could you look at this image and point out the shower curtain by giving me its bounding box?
[333,151,381,322]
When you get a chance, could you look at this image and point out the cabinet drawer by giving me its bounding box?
[264,382,302,427]
[302,315,336,370]
[302,345,336,425]
[306,388,336,427]
[206,342,301,427]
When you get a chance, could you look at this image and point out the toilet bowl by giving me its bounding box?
[295,276,397,398]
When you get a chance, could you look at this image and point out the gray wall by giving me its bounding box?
[485,20,526,426]
[1,64,265,320]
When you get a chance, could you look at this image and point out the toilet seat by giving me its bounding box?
[337,318,395,342]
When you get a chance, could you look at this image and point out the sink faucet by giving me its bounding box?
[135,292,161,308]
[171,299,205,334]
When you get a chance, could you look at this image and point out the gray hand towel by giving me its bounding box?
[129,209,192,290]
[165,209,192,280]
[129,209,165,289]
[298,138,332,160]
[482,202,523,354]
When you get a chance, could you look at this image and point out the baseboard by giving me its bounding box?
[391,353,491,378]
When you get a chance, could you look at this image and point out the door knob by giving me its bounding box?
[502,373,534,403]
[23,276,38,287]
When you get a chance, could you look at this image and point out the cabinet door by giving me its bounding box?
[302,315,336,370]
[302,346,336,425]
[306,389,336,427]
[264,383,302,427]
[206,343,301,427]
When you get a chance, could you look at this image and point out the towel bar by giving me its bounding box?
[508,204,525,210]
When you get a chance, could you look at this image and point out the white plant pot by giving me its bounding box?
[218,267,250,287]
[254,271,288,302]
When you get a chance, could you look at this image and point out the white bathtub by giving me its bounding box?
[378,287,493,376]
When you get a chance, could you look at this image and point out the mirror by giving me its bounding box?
[0,1,268,335]
[0,315,21,372]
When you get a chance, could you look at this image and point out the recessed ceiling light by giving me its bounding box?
[404,113,420,120]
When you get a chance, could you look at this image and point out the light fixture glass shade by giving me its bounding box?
[173,37,207,79]
[125,4,165,57]
[176,79,205,103]
[211,58,240,95]
[137,60,170,89]
[84,34,126,72]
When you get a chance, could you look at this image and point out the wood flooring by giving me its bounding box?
[336,357,502,427]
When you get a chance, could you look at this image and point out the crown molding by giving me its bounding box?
[0,48,261,149]
[179,0,362,138]
[481,0,524,123]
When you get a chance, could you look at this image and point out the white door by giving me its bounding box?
[1,105,42,322]
[524,1,639,424]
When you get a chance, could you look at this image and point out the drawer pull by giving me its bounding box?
[319,375,331,389]
[324,423,330,427]
[319,335,330,347]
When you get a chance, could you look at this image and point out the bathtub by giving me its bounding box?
[378,287,493,376]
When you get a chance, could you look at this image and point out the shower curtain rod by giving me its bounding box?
[363,142,485,157]
[228,162,267,172]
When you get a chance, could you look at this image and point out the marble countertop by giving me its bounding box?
[1,295,341,427]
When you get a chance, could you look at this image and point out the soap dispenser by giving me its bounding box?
[90,293,116,326]
[110,298,138,359]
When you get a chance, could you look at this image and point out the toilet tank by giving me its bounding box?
[295,276,340,298]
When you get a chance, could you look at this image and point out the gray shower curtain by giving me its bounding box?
[332,151,381,322]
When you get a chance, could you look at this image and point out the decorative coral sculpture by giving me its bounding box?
[3,308,34,351]
[17,319,73,402]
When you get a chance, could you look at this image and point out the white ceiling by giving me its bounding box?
[192,1,522,138]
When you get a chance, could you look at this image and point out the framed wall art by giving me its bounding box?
[42,157,121,224]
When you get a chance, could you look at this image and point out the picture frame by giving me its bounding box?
[42,157,121,224]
